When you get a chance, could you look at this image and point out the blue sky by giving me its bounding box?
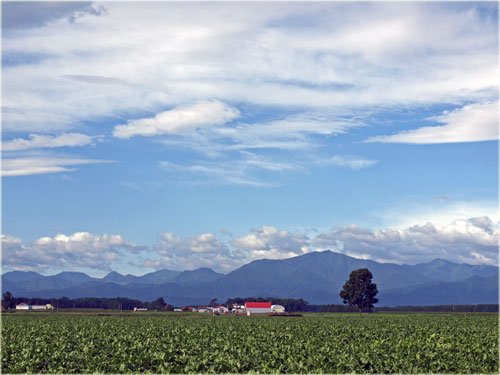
[2,1,498,276]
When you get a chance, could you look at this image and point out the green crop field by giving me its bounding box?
[1,312,498,373]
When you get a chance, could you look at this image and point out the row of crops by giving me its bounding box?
[2,312,498,373]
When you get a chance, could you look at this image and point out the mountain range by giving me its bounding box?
[2,251,498,306]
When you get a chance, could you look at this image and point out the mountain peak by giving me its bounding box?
[429,258,453,265]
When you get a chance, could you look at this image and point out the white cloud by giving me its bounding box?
[1,157,113,176]
[232,225,311,258]
[319,155,377,170]
[365,102,499,144]
[4,216,498,273]
[159,153,300,187]
[113,101,239,139]
[144,232,235,272]
[2,2,497,134]
[142,217,499,272]
[2,133,95,151]
[376,199,499,229]
[2,232,144,272]
[314,216,499,266]
[145,226,312,272]
[158,150,376,186]
[157,232,229,255]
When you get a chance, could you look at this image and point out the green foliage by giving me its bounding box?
[2,291,15,310]
[340,268,379,312]
[1,312,497,373]
[144,297,167,311]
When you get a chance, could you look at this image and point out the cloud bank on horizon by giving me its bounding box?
[1,2,498,274]
[2,216,499,275]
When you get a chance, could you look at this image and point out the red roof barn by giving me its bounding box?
[244,301,272,314]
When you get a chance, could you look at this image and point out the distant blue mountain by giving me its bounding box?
[53,271,96,284]
[173,268,223,285]
[379,274,499,305]
[2,251,498,306]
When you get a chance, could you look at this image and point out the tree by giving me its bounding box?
[145,297,167,311]
[2,291,16,310]
[339,269,378,314]
[210,298,218,307]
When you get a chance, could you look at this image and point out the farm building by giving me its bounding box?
[16,303,53,310]
[271,304,285,313]
[32,305,48,310]
[212,306,229,315]
[15,303,29,310]
[245,302,272,315]
[133,307,147,311]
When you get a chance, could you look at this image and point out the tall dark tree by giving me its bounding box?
[339,269,378,313]
[2,291,16,310]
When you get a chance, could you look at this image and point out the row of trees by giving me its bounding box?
[1,292,172,311]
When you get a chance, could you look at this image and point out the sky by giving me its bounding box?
[1,1,499,277]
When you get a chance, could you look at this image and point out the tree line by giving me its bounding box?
[2,292,172,311]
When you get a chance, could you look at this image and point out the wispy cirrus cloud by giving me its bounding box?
[159,150,376,186]
[2,133,96,151]
[3,2,496,133]
[1,133,108,177]
[317,155,378,170]
[366,102,499,144]
[1,157,113,177]
[2,2,496,185]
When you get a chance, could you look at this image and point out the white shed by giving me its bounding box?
[212,306,229,315]
[31,305,48,310]
[271,304,285,313]
[15,303,29,310]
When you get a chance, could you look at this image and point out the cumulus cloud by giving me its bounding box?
[1,157,113,176]
[142,226,313,272]
[141,217,499,272]
[2,133,95,151]
[113,101,239,139]
[1,232,144,272]
[365,102,499,144]
[144,232,235,272]
[314,217,499,265]
[232,226,310,254]
[4,217,498,273]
